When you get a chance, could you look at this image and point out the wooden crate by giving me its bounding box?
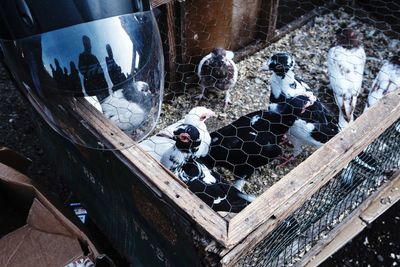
[10,0,400,266]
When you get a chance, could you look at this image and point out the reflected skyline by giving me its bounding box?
[41,15,135,95]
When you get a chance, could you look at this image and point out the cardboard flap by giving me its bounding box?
[27,198,75,237]
[0,147,32,173]
[0,162,33,188]
[0,225,83,267]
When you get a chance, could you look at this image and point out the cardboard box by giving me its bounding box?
[0,149,100,267]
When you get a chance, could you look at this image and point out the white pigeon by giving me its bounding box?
[138,106,215,162]
[101,89,146,133]
[100,80,153,135]
[328,25,366,129]
[197,48,238,110]
[364,52,400,111]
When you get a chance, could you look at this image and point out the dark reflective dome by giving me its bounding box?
[0,11,164,149]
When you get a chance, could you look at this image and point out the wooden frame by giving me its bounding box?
[73,79,400,264]
[56,2,400,263]
[1,0,396,265]
[151,0,174,8]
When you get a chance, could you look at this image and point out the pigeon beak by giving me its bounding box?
[206,109,216,119]
[178,133,191,142]
[301,101,312,114]
[200,109,216,121]
[259,61,270,72]
[225,50,235,60]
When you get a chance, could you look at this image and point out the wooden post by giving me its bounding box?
[258,0,280,41]
[166,2,177,87]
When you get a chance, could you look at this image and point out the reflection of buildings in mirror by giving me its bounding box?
[105,44,127,91]
[49,58,84,95]
[50,58,66,92]
[69,61,83,94]
[78,35,108,100]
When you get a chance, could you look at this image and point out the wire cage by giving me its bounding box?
[238,120,400,267]
[142,0,400,265]
[4,0,399,266]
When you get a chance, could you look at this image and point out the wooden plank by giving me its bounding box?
[234,5,329,62]
[166,2,177,85]
[302,171,400,267]
[151,0,174,8]
[360,176,400,223]
[73,98,229,245]
[223,91,400,253]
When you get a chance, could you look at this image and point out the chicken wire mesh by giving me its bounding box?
[238,119,400,267]
[136,0,400,215]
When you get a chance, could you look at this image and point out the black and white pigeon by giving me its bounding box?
[197,48,238,110]
[328,25,366,129]
[101,80,152,134]
[139,107,215,161]
[260,52,339,163]
[162,124,255,212]
[364,52,400,111]
[122,81,153,114]
[201,94,315,190]
[260,52,311,102]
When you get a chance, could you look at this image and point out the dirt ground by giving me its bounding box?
[0,62,399,266]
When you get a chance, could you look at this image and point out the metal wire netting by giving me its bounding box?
[10,0,398,215]
[138,0,400,214]
[239,119,400,267]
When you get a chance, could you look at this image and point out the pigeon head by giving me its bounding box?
[260,52,295,76]
[184,107,215,127]
[211,48,227,61]
[390,51,400,66]
[282,94,316,118]
[173,124,202,153]
[134,81,150,93]
[335,24,360,49]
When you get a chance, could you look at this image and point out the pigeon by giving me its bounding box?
[260,52,339,163]
[122,81,153,115]
[364,52,400,111]
[260,52,311,103]
[139,106,215,161]
[328,25,366,129]
[197,48,238,110]
[100,80,151,134]
[161,124,255,212]
[201,94,315,190]
[101,89,146,133]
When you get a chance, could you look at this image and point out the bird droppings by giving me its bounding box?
[155,8,399,197]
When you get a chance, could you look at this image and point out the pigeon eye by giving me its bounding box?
[276,65,283,70]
